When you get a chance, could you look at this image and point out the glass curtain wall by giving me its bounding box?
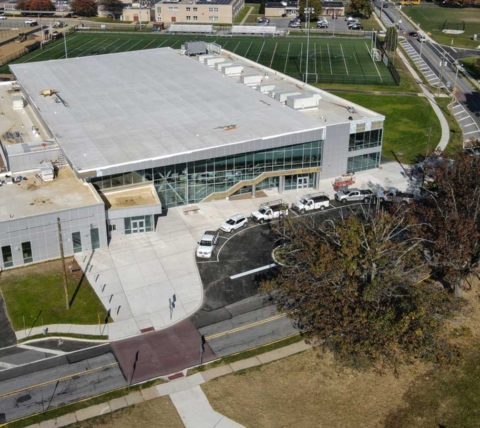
[347,152,381,173]
[91,140,323,208]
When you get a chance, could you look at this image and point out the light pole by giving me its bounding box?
[304,2,313,83]
[62,10,68,58]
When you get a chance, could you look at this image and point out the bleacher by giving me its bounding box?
[167,24,216,34]
[231,25,280,35]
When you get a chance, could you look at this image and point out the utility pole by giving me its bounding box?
[436,50,446,98]
[57,218,70,310]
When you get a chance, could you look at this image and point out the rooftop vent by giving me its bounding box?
[240,74,263,86]
[286,93,321,110]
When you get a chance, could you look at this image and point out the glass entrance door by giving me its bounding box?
[297,176,309,189]
[131,219,145,234]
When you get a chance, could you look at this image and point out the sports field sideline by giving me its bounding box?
[8,33,396,85]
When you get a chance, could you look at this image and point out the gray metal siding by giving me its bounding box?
[321,123,350,179]
[0,203,107,269]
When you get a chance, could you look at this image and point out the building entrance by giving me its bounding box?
[297,176,309,189]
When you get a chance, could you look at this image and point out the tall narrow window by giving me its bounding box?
[1,245,13,268]
[72,232,82,253]
[91,228,100,250]
[21,242,33,264]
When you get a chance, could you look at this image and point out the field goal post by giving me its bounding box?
[302,72,318,83]
[371,48,382,62]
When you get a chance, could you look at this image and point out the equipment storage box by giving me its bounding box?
[206,57,225,67]
[240,74,263,85]
[222,65,244,76]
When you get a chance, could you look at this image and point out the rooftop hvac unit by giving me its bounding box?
[274,90,301,103]
[240,74,263,86]
[198,54,216,64]
[286,93,322,110]
[205,57,225,67]
[39,161,54,182]
[215,62,233,71]
[258,84,275,94]
[12,95,24,110]
[222,65,244,76]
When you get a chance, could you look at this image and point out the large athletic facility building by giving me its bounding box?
[1,45,384,269]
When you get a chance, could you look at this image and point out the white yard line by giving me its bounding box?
[327,43,333,75]
[284,42,290,74]
[340,43,348,75]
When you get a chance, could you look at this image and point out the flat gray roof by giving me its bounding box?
[11,48,383,174]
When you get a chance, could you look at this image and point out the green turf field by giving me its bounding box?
[403,6,480,48]
[5,32,396,85]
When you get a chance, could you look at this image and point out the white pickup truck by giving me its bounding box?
[334,188,373,204]
[196,230,219,258]
[251,200,289,224]
[377,188,415,205]
[291,193,330,214]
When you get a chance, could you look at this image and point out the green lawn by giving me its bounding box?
[402,6,480,47]
[0,258,107,331]
[244,4,262,23]
[2,33,397,85]
[234,5,254,23]
[460,57,480,80]
[333,92,442,163]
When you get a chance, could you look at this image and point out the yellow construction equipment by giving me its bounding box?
[39,89,58,97]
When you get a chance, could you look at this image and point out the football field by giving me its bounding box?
[9,33,396,85]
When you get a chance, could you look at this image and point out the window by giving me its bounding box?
[22,242,33,264]
[347,152,381,173]
[348,130,383,151]
[2,245,13,268]
[208,7,218,11]
[193,7,197,11]
[156,6,161,12]
[168,6,178,11]
[72,232,82,253]
[209,16,219,21]
[108,224,116,232]
[186,15,191,20]
[91,228,100,250]
[193,15,198,20]
[186,6,190,11]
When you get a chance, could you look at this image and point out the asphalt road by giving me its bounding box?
[381,4,480,129]
[200,305,298,357]
[0,353,126,423]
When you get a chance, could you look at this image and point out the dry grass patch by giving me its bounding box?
[203,348,429,428]
[69,396,183,428]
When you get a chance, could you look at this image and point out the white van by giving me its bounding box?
[417,33,426,42]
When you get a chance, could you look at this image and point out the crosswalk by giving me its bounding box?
[400,40,446,89]
[450,101,480,143]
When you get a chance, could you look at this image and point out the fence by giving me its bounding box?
[375,36,401,85]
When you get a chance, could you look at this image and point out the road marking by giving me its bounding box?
[0,361,17,369]
[0,362,118,399]
[230,263,277,280]
[205,313,287,340]
[18,344,66,356]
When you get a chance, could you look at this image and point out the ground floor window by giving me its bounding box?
[1,245,12,268]
[347,152,380,173]
[91,228,100,250]
[91,140,323,208]
[72,232,82,253]
[22,242,33,264]
[125,215,154,234]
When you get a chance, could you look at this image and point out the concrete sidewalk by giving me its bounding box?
[23,340,311,428]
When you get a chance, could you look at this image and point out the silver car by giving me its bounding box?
[221,214,248,233]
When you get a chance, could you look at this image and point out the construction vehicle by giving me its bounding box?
[335,188,373,204]
[251,200,289,223]
[332,173,355,192]
[39,89,58,97]
[291,193,330,213]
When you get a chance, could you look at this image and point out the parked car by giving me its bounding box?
[220,214,248,233]
[465,147,480,156]
[0,15,7,20]
[347,20,361,28]
[291,193,330,213]
[251,199,289,223]
[258,17,270,25]
[334,188,372,203]
[349,24,363,30]
[25,19,38,25]
[408,31,418,37]
[196,230,219,258]
[377,188,415,205]
[317,20,328,28]
[288,20,301,28]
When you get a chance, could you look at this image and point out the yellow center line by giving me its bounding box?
[205,313,287,341]
[0,362,118,399]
